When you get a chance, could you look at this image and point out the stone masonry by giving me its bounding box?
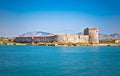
[14,27,99,44]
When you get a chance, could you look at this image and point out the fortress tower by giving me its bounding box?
[84,28,99,44]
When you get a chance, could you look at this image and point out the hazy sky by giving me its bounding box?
[0,0,120,37]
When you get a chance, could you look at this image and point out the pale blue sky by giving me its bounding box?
[0,0,120,37]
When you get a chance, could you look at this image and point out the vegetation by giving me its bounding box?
[99,38,114,43]
[0,39,10,45]
[0,37,120,46]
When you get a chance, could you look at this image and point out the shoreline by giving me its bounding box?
[0,43,120,46]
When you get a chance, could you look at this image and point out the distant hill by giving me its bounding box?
[99,33,120,40]
[20,31,53,37]
[76,32,83,35]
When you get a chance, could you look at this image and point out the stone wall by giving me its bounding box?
[115,40,120,43]
[34,36,56,43]
[55,34,89,43]
[14,34,89,43]
[14,37,32,43]
[79,35,89,43]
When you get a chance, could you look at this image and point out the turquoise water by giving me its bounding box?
[0,46,120,76]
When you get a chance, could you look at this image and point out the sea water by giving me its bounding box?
[0,45,120,76]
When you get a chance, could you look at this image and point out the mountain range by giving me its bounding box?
[99,33,120,40]
[20,31,53,37]
[20,31,120,39]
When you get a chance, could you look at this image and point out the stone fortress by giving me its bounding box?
[14,27,99,44]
